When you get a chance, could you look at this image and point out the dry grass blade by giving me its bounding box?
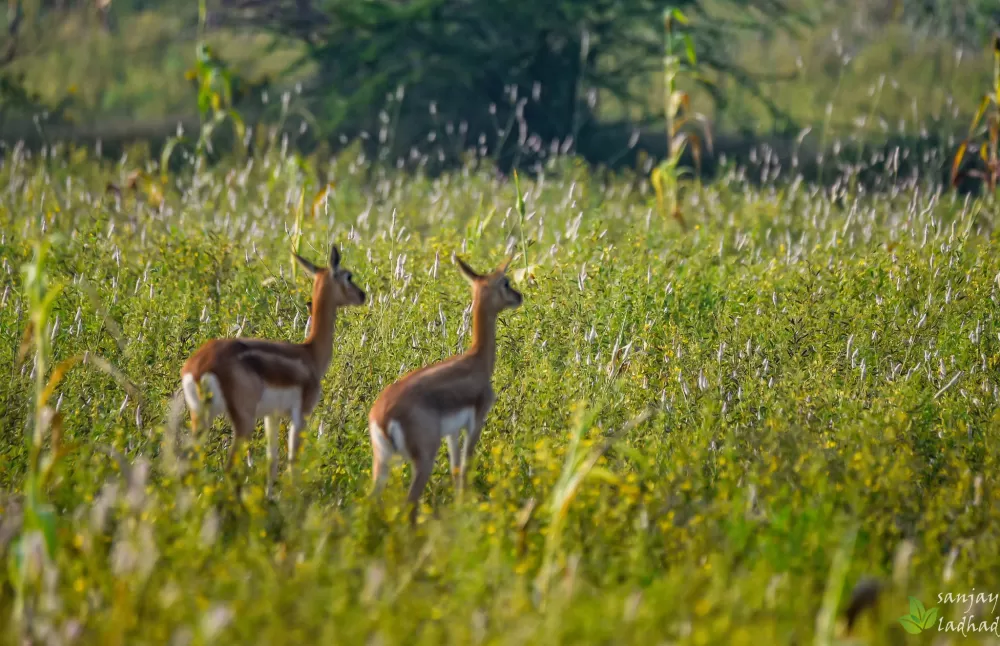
[687,132,703,175]
[515,498,537,558]
[291,191,306,280]
[692,114,714,153]
[311,183,335,220]
[39,355,85,409]
[669,92,690,131]
[969,95,991,137]
[81,352,141,402]
[814,525,858,646]
[672,206,687,228]
[670,133,690,157]
[951,140,969,186]
[79,279,128,353]
[651,166,665,212]
[17,325,33,364]
[37,411,75,489]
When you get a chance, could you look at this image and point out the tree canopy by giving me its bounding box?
[219,0,798,157]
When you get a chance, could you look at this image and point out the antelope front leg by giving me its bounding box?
[226,409,254,472]
[287,409,306,473]
[407,438,441,526]
[460,398,493,491]
[459,426,483,494]
[445,434,460,489]
[189,382,212,454]
[406,458,435,526]
[368,422,392,498]
[264,416,280,498]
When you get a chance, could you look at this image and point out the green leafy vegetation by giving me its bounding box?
[0,134,998,642]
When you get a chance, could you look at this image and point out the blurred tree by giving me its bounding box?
[217,0,800,159]
[1,0,39,126]
[896,0,999,42]
[1,0,80,127]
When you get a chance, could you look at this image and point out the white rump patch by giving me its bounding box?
[370,419,411,463]
[387,420,410,460]
[370,420,395,465]
[182,372,228,423]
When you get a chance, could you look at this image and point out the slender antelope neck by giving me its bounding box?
[304,277,338,372]
[467,296,499,370]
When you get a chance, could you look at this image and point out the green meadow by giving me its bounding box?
[0,140,998,644]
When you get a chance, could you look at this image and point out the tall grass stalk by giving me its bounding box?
[651,7,710,229]
[9,237,138,635]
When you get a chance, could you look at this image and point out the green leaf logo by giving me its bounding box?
[898,597,938,634]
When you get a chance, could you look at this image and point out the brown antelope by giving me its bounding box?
[368,254,522,523]
[181,245,366,496]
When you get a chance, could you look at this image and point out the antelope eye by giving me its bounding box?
[343,271,353,281]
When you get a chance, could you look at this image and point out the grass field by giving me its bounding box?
[0,143,999,645]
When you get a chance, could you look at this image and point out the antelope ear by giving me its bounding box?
[453,253,482,283]
[329,245,341,269]
[293,252,319,276]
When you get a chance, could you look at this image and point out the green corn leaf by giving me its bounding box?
[951,140,969,185]
[683,34,697,66]
[8,536,24,584]
[513,170,526,218]
[969,95,991,136]
[35,507,57,556]
[39,283,64,320]
[477,207,496,236]
[24,506,57,557]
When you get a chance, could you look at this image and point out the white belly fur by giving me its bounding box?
[182,372,302,423]
[440,407,475,438]
[370,419,408,463]
[372,408,474,466]
[256,385,303,419]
